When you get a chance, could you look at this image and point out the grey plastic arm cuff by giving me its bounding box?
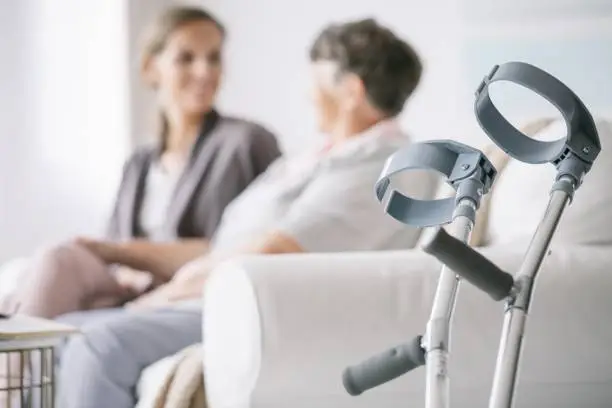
[475,61,600,166]
[375,140,496,228]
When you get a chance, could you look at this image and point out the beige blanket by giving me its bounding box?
[151,344,207,408]
[150,118,554,408]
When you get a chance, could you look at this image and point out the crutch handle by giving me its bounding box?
[421,227,514,301]
[342,336,425,396]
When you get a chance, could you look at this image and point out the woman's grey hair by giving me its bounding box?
[309,18,422,117]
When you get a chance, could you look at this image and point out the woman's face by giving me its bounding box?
[309,61,342,134]
[309,61,365,135]
[149,20,223,118]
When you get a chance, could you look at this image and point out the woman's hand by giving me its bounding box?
[124,283,174,310]
[124,278,203,310]
[74,237,122,264]
[114,266,156,295]
[125,257,212,309]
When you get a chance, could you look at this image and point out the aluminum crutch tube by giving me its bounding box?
[488,180,573,408]
[424,206,473,408]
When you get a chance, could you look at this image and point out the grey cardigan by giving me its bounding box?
[106,110,281,241]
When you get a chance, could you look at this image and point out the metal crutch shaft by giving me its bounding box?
[425,207,473,408]
[342,140,496,406]
[488,183,572,408]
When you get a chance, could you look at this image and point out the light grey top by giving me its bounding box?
[210,119,438,254]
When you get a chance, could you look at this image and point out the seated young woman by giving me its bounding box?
[0,6,281,319]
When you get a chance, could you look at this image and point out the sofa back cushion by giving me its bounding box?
[487,118,612,246]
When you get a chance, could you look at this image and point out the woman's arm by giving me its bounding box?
[125,232,303,308]
[77,238,209,281]
[117,239,210,280]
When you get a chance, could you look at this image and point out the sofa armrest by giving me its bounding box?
[203,245,612,408]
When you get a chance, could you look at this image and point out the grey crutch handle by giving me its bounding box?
[421,227,514,301]
[342,336,425,396]
[375,140,496,227]
[475,61,600,169]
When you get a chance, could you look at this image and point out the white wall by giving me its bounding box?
[0,1,130,262]
[203,0,612,152]
[458,0,612,138]
[0,2,39,261]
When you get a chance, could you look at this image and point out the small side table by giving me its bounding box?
[0,315,77,408]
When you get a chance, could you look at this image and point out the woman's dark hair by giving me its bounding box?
[310,18,422,117]
[140,6,225,149]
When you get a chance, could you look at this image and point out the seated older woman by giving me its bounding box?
[55,18,437,408]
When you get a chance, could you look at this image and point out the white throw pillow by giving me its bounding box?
[487,118,612,246]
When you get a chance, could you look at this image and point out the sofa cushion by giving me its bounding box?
[487,118,612,245]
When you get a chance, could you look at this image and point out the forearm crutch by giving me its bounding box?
[421,61,601,408]
[341,61,601,408]
[342,139,497,408]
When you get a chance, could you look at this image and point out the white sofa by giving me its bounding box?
[200,119,612,407]
[203,245,612,408]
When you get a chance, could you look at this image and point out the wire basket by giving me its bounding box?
[0,346,55,408]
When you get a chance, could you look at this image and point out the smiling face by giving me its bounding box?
[143,18,224,121]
